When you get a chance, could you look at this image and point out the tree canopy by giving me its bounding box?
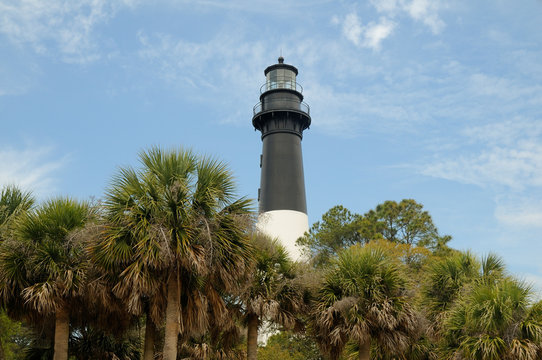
[298,200,451,268]
[1,153,539,360]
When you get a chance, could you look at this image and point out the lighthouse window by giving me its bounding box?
[266,68,296,91]
[268,70,280,90]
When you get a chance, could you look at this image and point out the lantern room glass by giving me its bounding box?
[265,69,296,92]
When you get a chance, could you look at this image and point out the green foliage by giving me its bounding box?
[0,186,34,229]
[0,311,33,360]
[422,252,508,322]
[313,244,419,359]
[422,251,481,319]
[94,146,254,359]
[179,325,245,360]
[1,198,93,315]
[0,198,94,332]
[298,200,450,268]
[258,331,323,360]
[5,156,538,360]
[68,327,142,360]
[0,198,97,360]
[244,234,305,326]
[242,234,309,359]
[297,206,362,267]
[364,238,432,271]
[363,199,438,246]
[250,235,293,299]
[442,278,542,359]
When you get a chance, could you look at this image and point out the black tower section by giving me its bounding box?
[252,57,311,214]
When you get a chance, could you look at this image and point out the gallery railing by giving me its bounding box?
[260,78,304,94]
[253,99,310,116]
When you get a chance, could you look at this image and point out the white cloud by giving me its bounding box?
[421,119,542,227]
[422,144,542,190]
[495,199,542,228]
[0,145,66,198]
[463,118,542,147]
[406,0,445,34]
[339,13,395,50]
[370,0,401,13]
[168,0,329,14]
[342,13,364,46]
[363,18,396,50]
[0,0,136,64]
[339,0,445,50]
[369,0,446,34]
[136,30,269,123]
[469,73,542,104]
[136,31,266,89]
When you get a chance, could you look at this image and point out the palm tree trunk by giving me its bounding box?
[53,306,70,360]
[359,338,370,360]
[246,313,259,360]
[163,274,180,360]
[142,317,157,360]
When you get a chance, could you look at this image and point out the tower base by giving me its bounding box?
[256,210,308,260]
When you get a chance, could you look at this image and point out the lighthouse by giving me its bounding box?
[252,57,311,259]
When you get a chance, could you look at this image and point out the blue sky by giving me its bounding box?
[1,0,542,293]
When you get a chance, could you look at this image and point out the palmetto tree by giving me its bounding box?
[442,278,542,359]
[241,234,306,360]
[0,185,35,359]
[98,147,253,360]
[422,251,480,322]
[0,197,94,360]
[91,215,166,360]
[314,245,418,360]
[0,185,35,242]
[422,252,506,330]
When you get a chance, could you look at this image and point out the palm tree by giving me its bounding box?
[99,146,253,360]
[240,233,307,360]
[442,277,542,359]
[313,245,418,360]
[91,217,166,360]
[0,185,35,229]
[0,185,35,358]
[422,252,506,333]
[422,251,480,322]
[0,197,94,360]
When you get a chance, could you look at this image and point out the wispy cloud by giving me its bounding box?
[164,0,332,14]
[421,119,542,227]
[340,13,364,46]
[469,73,542,105]
[364,18,396,50]
[422,144,542,190]
[0,145,67,198]
[332,0,447,50]
[495,197,542,228]
[336,13,395,50]
[136,30,269,123]
[423,119,542,190]
[0,0,136,64]
[369,0,446,34]
[405,0,445,34]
